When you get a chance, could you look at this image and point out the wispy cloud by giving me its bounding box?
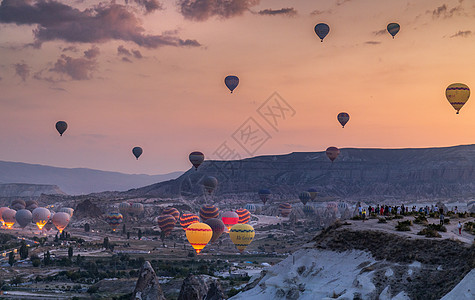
[49,55,96,80]
[365,41,381,45]
[14,62,30,81]
[177,0,259,21]
[429,2,464,19]
[450,30,472,38]
[373,29,387,36]
[125,0,163,14]
[258,8,297,17]
[84,46,100,59]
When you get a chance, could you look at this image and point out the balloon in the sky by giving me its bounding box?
[314,23,330,42]
[15,209,32,228]
[203,176,218,195]
[2,209,16,229]
[225,75,239,93]
[186,222,213,254]
[157,214,176,237]
[59,207,74,217]
[299,191,311,205]
[258,189,271,205]
[236,208,250,224]
[446,83,470,114]
[199,204,219,221]
[278,203,292,217]
[180,213,200,230]
[0,207,9,226]
[222,211,239,231]
[161,207,180,221]
[307,188,317,201]
[189,151,205,170]
[244,204,256,214]
[326,146,340,162]
[55,121,68,136]
[32,207,51,230]
[132,147,143,160]
[387,23,400,38]
[337,112,350,128]
[229,223,255,253]
[52,212,70,233]
[204,218,226,243]
[105,212,123,231]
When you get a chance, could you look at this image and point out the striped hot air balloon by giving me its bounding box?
[303,204,315,215]
[307,188,317,201]
[105,212,123,231]
[229,224,255,253]
[200,205,219,222]
[244,204,256,214]
[446,83,470,114]
[299,191,311,205]
[186,222,213,254]
[130,203,144,215]
[189,151,205,170]
[179,213,200,230]
[162,207,180,221]
[278,203,292,217]
[221,211,239,231]
[157,214,176,237]
[236,208,250,224]
[119,202,131,215]
[204,218,225,243]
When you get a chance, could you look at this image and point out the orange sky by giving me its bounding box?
[0,0,474,174]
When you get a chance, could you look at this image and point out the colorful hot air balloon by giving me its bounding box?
[132,147,143,160]
[199,204,219,222]
[225,75,239,93]
[258,189,271,205]
[244,204,256,214]
[105,212,123,231]
[303,204,315,215]
[307,188,317,201]
[59,207,74,217]
[299,191,311,205]
[119,202,131,215]
[32,207,51,230]
[326,147,340,163]
[162,207,180,221]
[229,224,255,253]
[55,121,68,136]
[52,212,70,233]
[326,202,338,213]
[337,112,350,128]
[189,151,204,170]
[236,208,250,224]
[222,211,239,231]
[203,176,218,195]
[446,83,470,114]
[0,207,9,226]
[157,214,176,237]
[278,203,292,217]
[15,209,32,228]
[387,23,400,38]
[186,222,213,254]
[2,209,16,229]
[204,218,226,243]
[180,213,200,230]
[314,23,330,42]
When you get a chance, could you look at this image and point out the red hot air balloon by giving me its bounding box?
[236,208,250,224]
[221,211,239,231]
[326,147,340,163]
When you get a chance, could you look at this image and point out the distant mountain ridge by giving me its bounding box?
[0,161,182,195]
[0,183,65,197]
[124,144,475,201]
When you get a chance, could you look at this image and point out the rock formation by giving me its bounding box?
[131,261,165,300]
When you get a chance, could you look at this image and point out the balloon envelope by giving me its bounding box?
[204,218,226,243]
[132,147,143,160]
[32,207,51,230]
[258,189,271,205]
[157,214,176,237]
[130,203,144,215]
[186,222,213,254]
[326,147,340,162]
[446,83,470,114]
[55,121,68,136]
[119,202,131,215]
[244,204,256,214]
[0,207,9,226]
[314,23,330,41]
[2,209,16,229]
[222,211,239,231]
[229,224,255,253]
[299,191,311,205]
[52,212,70,233]
[162,207,180,221]
[337,112,350,128]
[307,188,317,201]
[278,203,292,217]
[59,207,74,217]
[15,209,32,228]
[180,213,200,230]
[105,212,123,231]
[236,208,250,224]
[225,75,239,93]
[203,176,218,195]
[387,23,400,38]
[199,205,219,221]
[189,151,204,170]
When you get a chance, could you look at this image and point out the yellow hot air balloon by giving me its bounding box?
[446,83,470,114]
[229,224,255,253]
[186,222,212,254]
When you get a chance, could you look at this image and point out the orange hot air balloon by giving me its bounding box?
[161,207,180,221]
[186,222,213,254]
[326,146,340,162]
[2,209,16,229]
[52,212,70,233]
[236,208,250,224]
[32,207,51,230]
[179,213,200,230]
[221,211,239,231]
[229,224,255,253]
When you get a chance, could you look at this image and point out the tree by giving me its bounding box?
[127,232,130,239]
[76,254,82,265]
[44,251,51,266]
[84,223,90,232]
[122,223,126,235]
[19,241,28,259]
[8,251,15,266]
[68,246,73,260]
[103,237,109,250]
[138,229,142,240]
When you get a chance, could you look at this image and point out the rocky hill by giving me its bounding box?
[0,183,65,197]
[123,144,475,202]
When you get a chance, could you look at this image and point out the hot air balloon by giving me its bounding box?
[314,23,330,42]
[105,212,123,231]
[32,207,51,230]
[446,83,470,114]
[180,213,200,230]
[337,112,350,128]
[387,23,400,38]
[278,203,292,217]
[307,188,317,201]
[189,151,204,170]
[157,214,176,237]
[25,200,38,212]
[0,207,9,226]
[161,207,180,221]
[225,75,239,93]
[52,212,70,233]
[236,208,250,224]
[229,224,255,253]
[132,147,143,160]
[130,203,144,215]
[44,219,54,231]
[119,202,131,215]
[258,189,271,205]
[186,222,213,254]
[11,199,26,211]
[299,191,311,205]
[203,176,218,195]
[15,209,32,228]
[59,207,74,217]
[326,147,340,163]
[199,205,219,222]
[204,218,225,243]
[55,121,68,136]
[2,209,16,229]
[244,204,256,214]
[303,205,315,215]
[222,211,239,231]
[326,202,338,213]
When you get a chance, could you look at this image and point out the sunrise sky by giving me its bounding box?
[0,0,474,174]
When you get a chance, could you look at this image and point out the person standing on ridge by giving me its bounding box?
[457,221,463,235]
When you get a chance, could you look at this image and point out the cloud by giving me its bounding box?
[49,54,96,80]
[373,29,387,36]
[429,3,463,19]
[132,49,143,59]
[118,45,131,56]
[62,46,78,52]
[365,41,381,45]
[84,45,100,59]
[450,30,472,38]
[125,0,163,14]
[336,0,352,6]
[310,9,331,16]
[258,8,297,17]
[0,0,200,48]
[14,62,30,81]
[177,0,259,21]
[122,57,133,63]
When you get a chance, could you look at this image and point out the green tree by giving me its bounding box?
[84,223,90,232]
[68,246,73,260]
[8,251,15,266]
